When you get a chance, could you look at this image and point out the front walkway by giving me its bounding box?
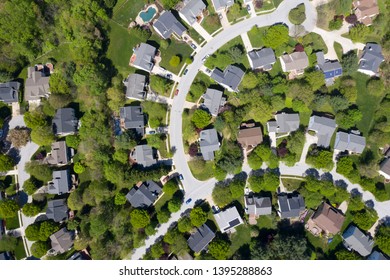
[241,32,253,52]
[192,22,213,42]
[219,10,230,28]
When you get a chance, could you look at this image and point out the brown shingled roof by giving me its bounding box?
[237,126,263,148]
[311,202,345,235]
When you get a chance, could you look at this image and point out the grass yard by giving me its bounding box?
[306,231,329,253]
[142,101,168,128]
[247,25,268,48]
[256,214,277,229]
[227,1,249,23]
[182,108,198,149]
[354,72,382,136]
[112,0,147,28]
[334,42,343,60]
[228,224,252,256]
[5,215,20,230]
[302,33,328,53]
[14,238,26,260]
[281,178,304,191]
[187,72,213,102]
[255,0,278,11]
[201,0,222,34]
[316,0,353,30]
[188,159,215,181]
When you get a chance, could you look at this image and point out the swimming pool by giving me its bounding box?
[139,7,156,23]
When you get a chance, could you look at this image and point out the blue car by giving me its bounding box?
[185,198,192,205]
[178,174,184,180]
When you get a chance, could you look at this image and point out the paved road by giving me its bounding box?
[129,0,380,259]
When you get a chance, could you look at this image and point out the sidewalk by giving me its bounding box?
[192,22,213,42]
[241,32,253,52]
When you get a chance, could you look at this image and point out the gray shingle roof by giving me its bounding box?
[52,108,78,136]
[342,225,374,256]
[131,145,157,167]
[199,128,220,161]
[124,74,147,100]
[368,251,388,260]
[180,0,206,25]
[380,158,390,177]
[47,141,70,165]
[358,43,384,75]
[120,106,145,135]
[211,0,234,11]
[245,196,272,216]
[210,65,245,92]
[202,88,225,116]
[0,81,20,104]
[25,66,50,101]
[46,199,68,222]
[248,48,276,70]
[214,206,244,233]
[268,113,300,134]
[277,193,305,219]
[131,43,156,72]
[153,11,186,39]
[280,52,309,72]
[187,224,216,253]
[334,132,366,154]
[126,181,162,208]
[48,170,71,195]
[308,116,337,147]
[50,228,75,254]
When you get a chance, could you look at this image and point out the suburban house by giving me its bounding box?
[280,51,309,78]
[130,144,157,167]
[0,252,11,260]
[334,132,366,154]
[0,81,20,105]
[120,106,145,136]
[50,228,75,254]
[214,206,244,234]
[308,116,337,148]
[25,65,51,104]
[179,0,206,26]
[379,158,390,180]
[244,195,272,225]
[277,193,305,219]
[68,251,90,260]
[153,11,187,39]
[358,43,385,76]
[125,181,162,208]
[267,113,300,134]
[130,43,157,73]
[46,199,69,223]
[123,73,147,101]
[247,48,276,71]
[52,108,78,136]
[237,123,263,149]
[201,88,226,116]
[199,128,220,161]
[187,224,216,253]
[306,202,345,236]
[368,251,389,260]
[342,225,374,257]
[46,141,72,166]
[48,170,71,195]
[211,0,234,12]
[316,51,343,86]
[210,65,245,92]
[352,0,379,26]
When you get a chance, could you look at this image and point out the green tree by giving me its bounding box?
[190,207,207,227]
[161,0,180,9]
[169,55,181,67]
[247,151,263,170]
[229,3,242,19]
[306,149,334,171]
[375,225,390,255]
[367,78,384,96]
[328,18,343,30]
[0,235,18,252]
[23,178,41,196]
[157,208,171,224]
[212,182,234,207]
[39,220,60,241]
[289,4,306,25]
[0,154,15,171]
[240,72,259,90]
[336,108,362,129]
[150,242,164,259]
[23,109,48,129]
[349,23,370,43]
[191,109,211,129]
[178,216,193,233]
[150,75,171,95]
[263,25,289,49]
[185,57,193,64]
[25,223,41,241]
[107,86,125,112]
[0,199,19,218]
[351,209,378,230]
[335,249,362,260]
[168,196,182,213]
[305,70,325,91]
[336,156,355,177]
[229,178,245,199]
[31,126,55,146]
[49,73,70,95]
[163,180,178,196]
[67,188,84,211]
[31,241,50,258]
[25,161,52,182]
[65,135,81,149]
[114,192,127,205]
[341,51,358,74]
[22,203,41,217]
[160,40,169,50]
[7,127,30,148]
[130,209,150,229]
[73,162,86,174]
[208,239,230,260]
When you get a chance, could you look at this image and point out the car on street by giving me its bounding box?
[178,174,184,180]
[201,54,210,62]
[185,198,192,205]
[175,89,179,96]
[218,13,223,20]
[183,68,188,75]
[190,43,197,49]
[166,73,173,79]
[246,5,251,11]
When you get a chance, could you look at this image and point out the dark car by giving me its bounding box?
[185,198,192,205]
[178,174,184,180]
[183,68,189,75]
[190,43,197,49]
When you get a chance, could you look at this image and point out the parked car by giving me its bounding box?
[201,54,210,62]
[185,198,192,205]
[246,4,251,11]
[175,89,179,96]
[205,68,211,74]
[148,130,156,135]
[183,68,189,75]
[190,43,197,49]
[166,73,173,79]
[218,13,223,20]
[178,174,184,180]
[212,205,220,214]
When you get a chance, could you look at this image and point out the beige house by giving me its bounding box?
[237,123,263,149]
[280,52,309,79]
[306,202,345,236]
[352,0,379,26]
[25,65,51,105]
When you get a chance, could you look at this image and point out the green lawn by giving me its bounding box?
[247,25,268,48]
[188,159,215,181]
[302,33,328,53]
[354,72,382,136]
[201,0,222,34]
[142,101,168,127]
[281,178,304,191]
[227,1,249,23]
[316,0,353,30]
[228,224,252,256]
[5,215,20,230]
[187,72,213,102]
[256,214,277,229]
[334,42,343,60]
[14,238,26,260]
[112,0,147,28]
[255,0,278,11]
[306,231,329,253]
[154,192,173,212]
[182,108,198,149]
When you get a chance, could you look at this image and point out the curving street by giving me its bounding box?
[129,0,387,259]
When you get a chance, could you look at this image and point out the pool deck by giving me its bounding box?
[135,4,158,26]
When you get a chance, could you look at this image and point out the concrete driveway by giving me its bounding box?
[219,10,230,28]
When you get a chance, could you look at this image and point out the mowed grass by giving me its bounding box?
[113,0,147,27]
[228,224,252,256]
[334,42,343,60]
[201,0,222,34]
[14,238,26,260]
[188,159,215,181]
[247,26,268,48]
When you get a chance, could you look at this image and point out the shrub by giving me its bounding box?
[169,56,181,67]
[328,18,343,30]
[191,109,211,129]
[289,4,306,25]
[31,241,50,258]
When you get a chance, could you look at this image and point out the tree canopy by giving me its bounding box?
[130,209,150,229]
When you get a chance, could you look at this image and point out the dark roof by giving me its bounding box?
[48,170,71,195]
[199,128,220,161]
[126,180,162,208]
[0,252,11,260]
[317,52,343,79]
[210,65,245,92]
[380,158,390,176]
[187,224,216,253]
[68,251,90,260]
[334,132,366,154]
[124,74,147,100]
[308,116,337,147]
[132,43,156,72]
[245,196,272,216]
[359,43,384,75]
[342,225,374,256]
[50,228,75,254]
[52,108,78,136]
[0,81,20,104]
[46,199,68,222]
[153,11,186,39]
[368,250,388,260]
[120,106,145,135]
[278,193,305,219]
[248,48,276,70]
